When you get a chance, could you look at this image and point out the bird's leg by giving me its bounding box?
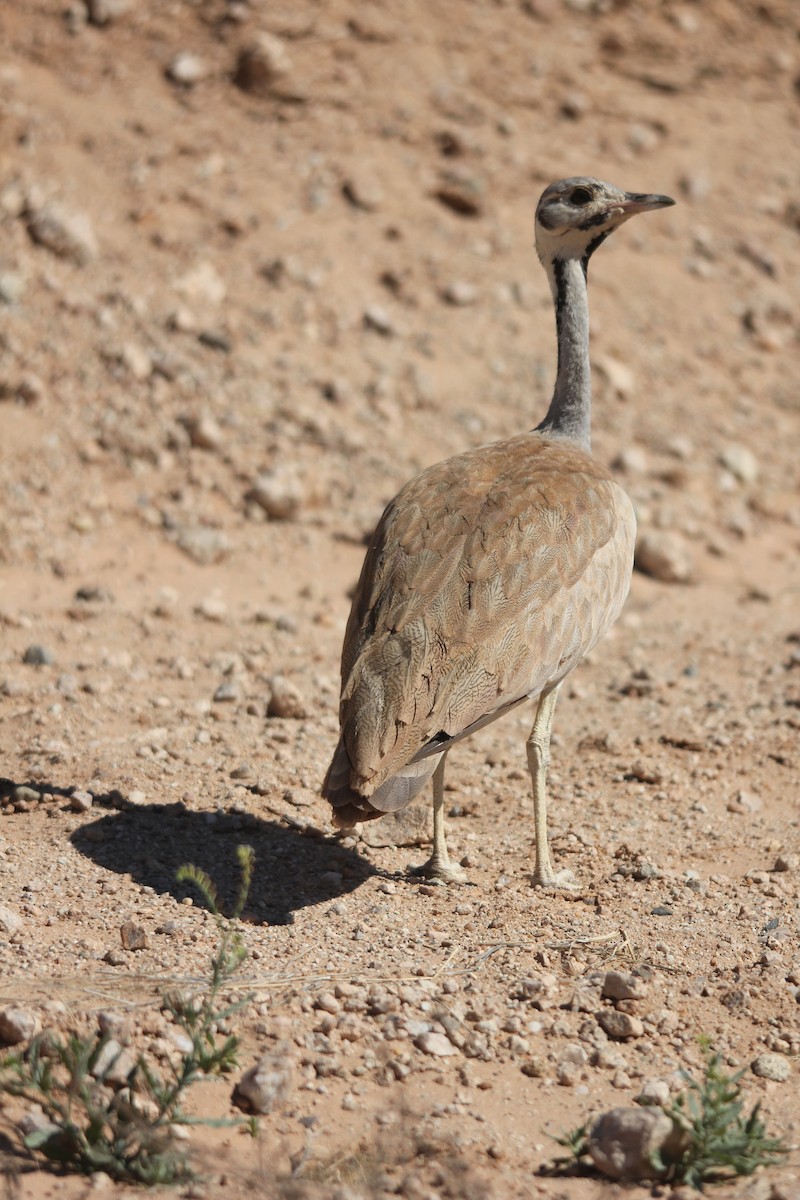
[526,687,577,889]
[409,753,466,884]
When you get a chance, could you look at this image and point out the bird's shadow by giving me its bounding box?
[70,801,379,925]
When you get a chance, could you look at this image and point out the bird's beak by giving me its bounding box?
[619,192,676,214]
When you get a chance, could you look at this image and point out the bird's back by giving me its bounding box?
[324,431,635,811]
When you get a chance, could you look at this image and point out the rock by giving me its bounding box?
[250,468,304,520]
[23,644,55,665]
[233,1044,294,1113]
[751,1053,791,1082]
[635,531,695,584]
[360,803,433,848]
[442,280,478,306]
[363,304,395,336]
[719,444,759,484]
[602,970,648,1002]
[86,0,131,25]
[587,1107,688,1181]
[69,789,94,813]
[184,414,224,452]
[91,1038,137,1085]
[166,52,206,87]
[233,34,296,98]
[26,203,97,265]
[120,921,148,951]
[267,675,307,719]
[342,169,384,212]
[596,1009,644,1040]
[414,1031,459,1057]
[195,594,228,622]
[638,1078,671,1106]
[176,261,226,307]
[0,905,23,935]
[213,680,240,703]
[176,525,231,565]
[0,1007,38,1046]
[773,853,798,873]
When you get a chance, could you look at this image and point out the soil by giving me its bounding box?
[1,1,799,1198]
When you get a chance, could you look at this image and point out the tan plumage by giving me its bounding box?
[323,176,674,885]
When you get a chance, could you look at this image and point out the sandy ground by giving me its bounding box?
[1,1,799,1197]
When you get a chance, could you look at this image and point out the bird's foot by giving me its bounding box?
[408,856,467,885]
[531,866,580,891]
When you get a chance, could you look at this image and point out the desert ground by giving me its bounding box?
[1,1,799,1197]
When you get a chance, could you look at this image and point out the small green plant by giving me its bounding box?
[0,845,257,1184]
[666,1053,788,1189]
[551,1050,788,1190]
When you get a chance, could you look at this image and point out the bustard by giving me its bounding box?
[323,177,674,886]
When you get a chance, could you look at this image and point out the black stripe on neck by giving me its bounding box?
[581,231,610,278]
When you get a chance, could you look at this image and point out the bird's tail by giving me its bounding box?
[322,739,442,828]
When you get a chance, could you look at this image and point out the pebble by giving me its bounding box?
[267,675,307,719]
[176,261,226,307]
[0,1006,38,1046]
[635,531,695,584]
[213,680,241,703]
[751,1053,791,1082]
[232,1045,294,1113]
[442,280,478,306]
[363,305,395,336]
[176,526,231,565]
[184,414,224,452]
[719,444,759,484]
[587,1107,688,1181]
[120,921,148,951]
[773,853,797,873]
[23,644,55,665]
[234,34,296,98]
[26,203,97,265]
[638,1078,671,1106]
[166,52,206,87]
[602,971,648,1002]
[596,1010,644,1040]
[195,595,228,622]
[70,789,94,813]
[594,355,636,399]
[414,1031,459,1057]
[250,468,304,520]
[0,905,23,935]
[342,169,384,212]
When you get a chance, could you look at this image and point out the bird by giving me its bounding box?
[322,177,674,887]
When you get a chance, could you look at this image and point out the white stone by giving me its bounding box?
[588,1107,688,1181]
[635,530,695,584]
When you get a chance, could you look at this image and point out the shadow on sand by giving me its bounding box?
[69,800,378,925]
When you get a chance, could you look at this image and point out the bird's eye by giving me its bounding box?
[570,186,593,205]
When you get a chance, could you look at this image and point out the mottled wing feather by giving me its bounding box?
[333,432,635,798]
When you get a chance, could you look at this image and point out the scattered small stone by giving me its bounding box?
[651,905,674,916]
[442,280,478,306]
[23,644,55,666]
[86,0,130,25]
[751,1053,791,1082]
[594,355,636,399]
[233,1044,294,1113]
[184,414,224,452]
[635,531,695,584]
[0,1007,37,1046]
[166,52,206,87]
[213,680,241,704]
[638,1078,671,1106]
[773,853,797,873]
[342,170,384,212]
[69,789,93,813]
[727,789,762,815]
[267,675,307,719]
[597,1010,644,1040]
[414,1031,459,1057]
[602,971,648,1002]
[91,1038,137,1085]
[587,1107,688,1181]
[176,261,226,306]
[233,34,297,98]
[0,905,23,935]
[363,304,395,336]
[120,921,148,951]
[26,203,97,265]
[176,525,231,565]
[719,443,759,484]
[250,468,304,520]
[195,595,228,622]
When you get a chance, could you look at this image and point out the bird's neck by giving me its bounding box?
[537,256,592,452]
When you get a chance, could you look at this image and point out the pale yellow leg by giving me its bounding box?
[526,686,577,889]
[409,753,466,884]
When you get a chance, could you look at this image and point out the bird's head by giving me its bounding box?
[535,176,675,268]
